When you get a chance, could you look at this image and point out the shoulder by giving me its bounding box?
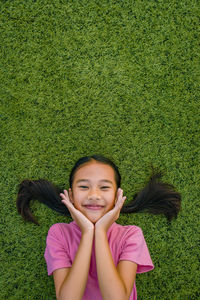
[47,221,81,241]
[108,223,145,249]
[45,222,76,253]
[110,222,143,238]
[47,222,69,234]
[46,222,75,239]
[112,223,149,250]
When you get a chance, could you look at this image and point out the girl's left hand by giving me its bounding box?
[95,188,126,233]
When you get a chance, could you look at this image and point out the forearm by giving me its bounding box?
[95,230,128,300]
[59,231,94,300]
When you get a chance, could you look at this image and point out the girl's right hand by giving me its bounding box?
[60,190,94,235]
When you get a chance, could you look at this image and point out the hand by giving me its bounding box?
[60,190,94,235]
[95,188,126,233]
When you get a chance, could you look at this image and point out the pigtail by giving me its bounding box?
[121,169,181,221]
[16,179,69,225]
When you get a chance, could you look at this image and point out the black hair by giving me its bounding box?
[16,155,181,225]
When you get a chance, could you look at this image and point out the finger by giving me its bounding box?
[60,189,69,199]
[61,197,70,206]
[116,188,125,202]
[60,191,74,209]
[115,188,122,203]
[63,189,70,199]
[60,193,66,200]
[118,188,125,198]
[118,196,126,208]
[117,188,122,197]
[60,189,72,201]
[115,194,126,210]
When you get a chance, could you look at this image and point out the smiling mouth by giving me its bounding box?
[83,205,104,210]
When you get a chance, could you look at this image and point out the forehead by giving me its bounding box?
[74,161,115,182]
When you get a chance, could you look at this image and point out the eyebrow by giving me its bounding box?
[76,179,113,185]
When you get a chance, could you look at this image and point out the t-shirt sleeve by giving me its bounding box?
[119,226,154,273]
[44,224,72,276]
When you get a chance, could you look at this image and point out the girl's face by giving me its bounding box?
[69,161,118,223]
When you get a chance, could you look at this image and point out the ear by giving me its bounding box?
[68,188,74,204]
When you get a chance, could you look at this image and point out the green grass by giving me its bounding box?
[0,0,199,299]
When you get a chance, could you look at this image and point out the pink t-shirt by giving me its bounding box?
[44,221,154,300]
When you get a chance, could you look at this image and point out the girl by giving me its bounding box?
[16,155,181,300]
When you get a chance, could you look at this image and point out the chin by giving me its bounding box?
[90,219,99,224]
[88,216,101,224]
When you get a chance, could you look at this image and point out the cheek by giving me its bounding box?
[70,191,79,205]
[108,193,117,208]
[72,190,86,205]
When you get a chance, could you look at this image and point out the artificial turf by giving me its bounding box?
[0,0,199,299]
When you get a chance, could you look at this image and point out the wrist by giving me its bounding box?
[82,227,95,237]
[95,221,112,234]
[95,226,107,236]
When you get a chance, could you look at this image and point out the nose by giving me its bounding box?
[88,187,101,200]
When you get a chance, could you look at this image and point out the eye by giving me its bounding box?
[101,186,110,189]
[79,186,88,189]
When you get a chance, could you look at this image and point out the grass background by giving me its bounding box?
[0,0,199,299]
